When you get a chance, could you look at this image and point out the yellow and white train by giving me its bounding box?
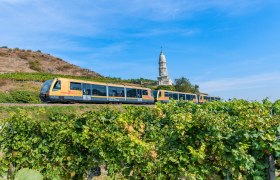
[39,78,220,104]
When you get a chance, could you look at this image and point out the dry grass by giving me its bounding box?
[0,47,101,77]
[18,51,29,60]
[0,51,7,57]
[0,79,7,87]
[28,60,42,72]
[0,80,41,92]
[56,64,72,71]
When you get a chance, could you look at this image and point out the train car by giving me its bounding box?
[198,93,221,103]
[153,90,198,103]
[208,96,221,101]
[198,93,208,103]
[39,78,154,104]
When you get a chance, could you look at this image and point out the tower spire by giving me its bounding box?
[157,48,172,85]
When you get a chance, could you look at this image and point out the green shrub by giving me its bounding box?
[0,92,15,103]
[10,90,40,103]
[155,85,176,91]
[15,168,43,180]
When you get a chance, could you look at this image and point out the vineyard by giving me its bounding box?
[0,100,279,179]
[0,72,156,85]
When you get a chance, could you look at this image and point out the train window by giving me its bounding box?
[159,91,162,98]
[137,89,143,98]
[179,94,185,100]
[169,93,178,100]
[186,95,191,100]
[52,80,61,91]
[164,92,169,97]
[168,93,172,98]
[109,86,124,97]
[173,93,178,100]
[92,84,106,96]
[70,82,81,90]
[126,88,137,98]
[83,84,91,95]
[142,90,148,96]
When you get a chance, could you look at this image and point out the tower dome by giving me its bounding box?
[159,51,166,63]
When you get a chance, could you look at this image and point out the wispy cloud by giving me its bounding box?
[199,72,280,93]
[0,0,276,51]
[128,28,200,38]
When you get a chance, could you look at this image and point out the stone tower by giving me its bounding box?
[157,49,172,85]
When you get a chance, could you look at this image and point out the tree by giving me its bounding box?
[174,77,200,93]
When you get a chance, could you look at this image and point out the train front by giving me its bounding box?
[39,79,53,102]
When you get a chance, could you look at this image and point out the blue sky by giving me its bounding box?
[1,0,280,101]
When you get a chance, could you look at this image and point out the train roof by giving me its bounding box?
[198,93,209,96]
[155,89,197,95]
[53,78,152,90]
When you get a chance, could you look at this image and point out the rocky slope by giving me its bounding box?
[0,47,101,77]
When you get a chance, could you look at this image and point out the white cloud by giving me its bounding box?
[127,28,200,38]
[200,72,280,92]
[199,72,280,101]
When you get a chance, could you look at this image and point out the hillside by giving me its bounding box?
[0,47,199,103]
[0,47,101,77]
[0,47,158,103]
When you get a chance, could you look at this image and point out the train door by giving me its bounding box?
[82,83,91,101]
[137,89,142,102]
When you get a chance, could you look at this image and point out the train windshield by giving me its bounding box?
[41,79,53,93]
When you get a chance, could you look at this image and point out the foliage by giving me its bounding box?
[174,77,200,93]
[15,168,43,180]
[155,85,176,91]
[0,100,279,179]
[273,99,280,115]
[0,90,40,103]
[0,92,15,103]
[10,90,40,103]
[0,72,151,86]
[127,78,157,86]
